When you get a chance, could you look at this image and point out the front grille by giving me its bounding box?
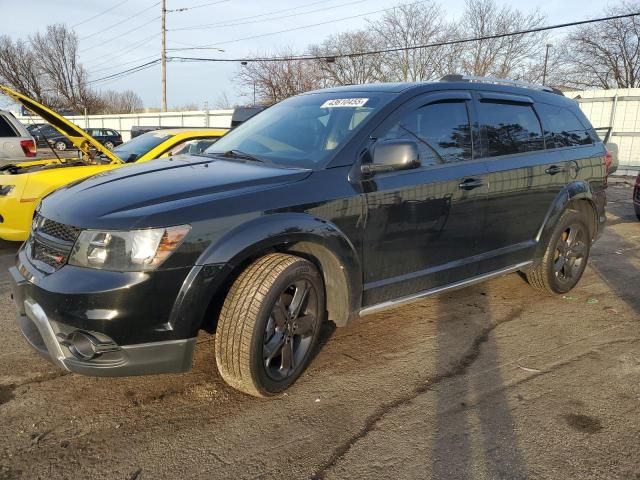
[38,217,81,243]
[28,215,80,273]
[32,241,69,269]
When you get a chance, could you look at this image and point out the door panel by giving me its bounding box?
[361,92,487,306]
[473,95,567,274]
[478,150,569,273]
[363,161,489,305]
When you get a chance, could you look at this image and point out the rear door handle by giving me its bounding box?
[545,165,565,175]
[458,178,484,190]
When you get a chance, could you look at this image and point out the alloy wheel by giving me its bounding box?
[553,223,587,287]
[262,279,319,381]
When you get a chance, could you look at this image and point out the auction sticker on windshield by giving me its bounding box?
[321,98,369,108]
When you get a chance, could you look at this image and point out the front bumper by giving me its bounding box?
[8,242,230,376]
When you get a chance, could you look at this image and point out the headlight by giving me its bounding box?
[68,225,190,271]
[0,185,15,196]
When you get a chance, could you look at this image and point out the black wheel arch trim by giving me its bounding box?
[534,180,602,259]
[193,213,362,328]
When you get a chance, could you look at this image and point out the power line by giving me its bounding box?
[78,10,640,91]
[83,33,160,69]
[170,0,369,31]
[86,53,160,75]
[72,0,129,28]
[79,1,160,42]
[169,11,640,60]
[167,0,426,50]
[81,16,160,54]
[86,59,161,86]
[167,0,230,13]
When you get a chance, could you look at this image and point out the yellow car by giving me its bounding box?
[0,85,227,242]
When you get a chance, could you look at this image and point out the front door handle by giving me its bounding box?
[458,178,484,190]
[545,165,565,175]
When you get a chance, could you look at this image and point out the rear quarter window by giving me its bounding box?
[478,101,544,157]
[535,103,593,148]
[0,115,18,137]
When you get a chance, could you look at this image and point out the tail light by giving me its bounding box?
[20,139,37,157]
[603,150,613,186]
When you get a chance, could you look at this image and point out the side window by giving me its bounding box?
[535,103,593,148]
[478,101,544,157]
[0,116,18,137]
[378,100,472,166]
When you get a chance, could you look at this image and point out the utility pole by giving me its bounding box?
[542,43,552,86]
[161,0,167,112]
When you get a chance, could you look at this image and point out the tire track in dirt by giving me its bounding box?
[311,306,526,479]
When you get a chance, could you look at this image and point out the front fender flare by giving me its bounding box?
[197,213,362,327]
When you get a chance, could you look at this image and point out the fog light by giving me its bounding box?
[67,331,98,360]
[58,330,120,361]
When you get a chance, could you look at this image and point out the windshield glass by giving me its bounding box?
[112,131,173,162]
[205,92,394,168]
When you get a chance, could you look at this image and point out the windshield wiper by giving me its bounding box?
[210,149,263,163]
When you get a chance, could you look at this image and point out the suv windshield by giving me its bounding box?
[205,92,394,168]
[112,131,173,162]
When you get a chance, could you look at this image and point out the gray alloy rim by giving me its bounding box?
[105,142,114,149]
[262,279,318,381]
[553,223,587,286]
[55,141,66,151]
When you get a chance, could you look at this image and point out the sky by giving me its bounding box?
[0,0,611,110]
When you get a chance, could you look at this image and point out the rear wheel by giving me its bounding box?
[104,141,114,149]
[54,141,67,151]
[525,210,591,294]
[215,253,325,397]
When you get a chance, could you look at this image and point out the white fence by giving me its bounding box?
[17,109,234,142]
[571,88,640,175]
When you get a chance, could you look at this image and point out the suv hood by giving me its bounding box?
[40,155,312,229]
[0,84,121,164]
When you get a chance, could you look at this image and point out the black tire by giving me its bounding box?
[525,210,592,294]
[104,141,114,150]
[215,253,325,397]
[54,141,67,151]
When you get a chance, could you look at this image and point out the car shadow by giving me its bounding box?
[432,284,528,479]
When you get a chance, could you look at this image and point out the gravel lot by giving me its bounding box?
[0,182,638,480]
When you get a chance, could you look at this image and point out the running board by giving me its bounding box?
[359,261,533,316]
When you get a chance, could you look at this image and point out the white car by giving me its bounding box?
[0,110,36,159]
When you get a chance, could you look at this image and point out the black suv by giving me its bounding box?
[9,77,608,397]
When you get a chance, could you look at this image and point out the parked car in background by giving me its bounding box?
[0,110,36,159]
[8,76,610,397]
[0,84,227,241]
[634,172,640,220]
[84,128,122,149]
[26,123,72,150]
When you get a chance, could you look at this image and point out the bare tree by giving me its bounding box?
[558,2,640,89]
[236,49,326,104]
[456,0,547,80]
[29,24,103,112]
[0,36,56,106]
[368,1,456,81]
[97,90,144,114]
[309,30,387,85]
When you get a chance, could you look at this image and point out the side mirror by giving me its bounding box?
[361,139,420,175]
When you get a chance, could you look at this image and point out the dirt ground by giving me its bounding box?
[0,182,639,480]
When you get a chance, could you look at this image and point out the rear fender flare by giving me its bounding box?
[534,181,597,259]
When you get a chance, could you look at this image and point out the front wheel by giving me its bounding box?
[54,141,67,151]
[215,253,325,397]
[525,210,592,294]
[104,141,114,149]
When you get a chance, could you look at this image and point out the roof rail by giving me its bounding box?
[440,74,564,96]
